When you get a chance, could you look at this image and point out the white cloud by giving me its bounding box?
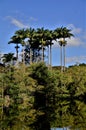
[66,56,86,63]
[67,24,82,34]
[53,24,84,47]
[11,18,28,28]
[67,37,84,46]
[53,37,84,47]
[67,24,85,46]
[6,16,29,28]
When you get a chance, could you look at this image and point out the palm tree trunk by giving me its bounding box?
[22,46,25,64]
[43,47,45,62]
[42,45,44,62]
[48,45,49,66]
[60,45,63,72]
[16,48,18,60]
[30,47,32,64]
[15,44,19,61]
[50,44,52,66]
[63,45,65,71]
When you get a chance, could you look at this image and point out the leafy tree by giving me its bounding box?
[0,61,86,129]
[66,66,86,99]
[28,62,57,130]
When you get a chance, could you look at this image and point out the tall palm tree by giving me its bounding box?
[15,29,27,63]
[8,29,27,63]
[8,35,22,61]
[54,27,63,71]
[36,27,48,62]
[54,27,74,71]
[35,28,55,65]
[25,28,36,64]
[45,29,54,66]
[61,27,74,71]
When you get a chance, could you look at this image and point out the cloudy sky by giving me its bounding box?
[0,0,86,66]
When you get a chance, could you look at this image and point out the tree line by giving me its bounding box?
[1,26,73,71]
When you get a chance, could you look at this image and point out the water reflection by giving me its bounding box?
[0,99,86,130]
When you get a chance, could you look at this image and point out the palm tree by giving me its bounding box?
[8,35,21,61]
[25,28,37,64]
[61,27,74,71]
[45,29,54,66]
[8,29,27,63]
[36,27,48,62]
[35,28,54,65]
[59,39,64,72]
[15,29,27,63]
[2,53,14,65]
[54,27,74,71]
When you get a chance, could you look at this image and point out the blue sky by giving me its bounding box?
[0,0,86,66]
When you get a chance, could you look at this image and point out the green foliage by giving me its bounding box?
[0,63,86,129]
[8,26,73,65]
[66,66,86,98]
[2,53,15,65]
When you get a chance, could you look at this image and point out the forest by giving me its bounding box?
[0,26,86,130]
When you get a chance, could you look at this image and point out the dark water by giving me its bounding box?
[0,99,86,130]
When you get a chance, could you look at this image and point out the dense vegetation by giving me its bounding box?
[0,26,86,130]
[0,62,86,130]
